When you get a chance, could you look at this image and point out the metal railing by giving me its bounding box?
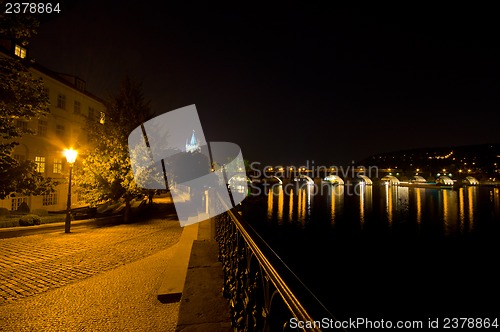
[214,193,345,331]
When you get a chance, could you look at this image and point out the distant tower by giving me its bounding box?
[185,130,201,153]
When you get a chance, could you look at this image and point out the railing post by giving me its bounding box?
[215,205,344,332]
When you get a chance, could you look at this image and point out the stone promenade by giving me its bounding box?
[0,198,184,331]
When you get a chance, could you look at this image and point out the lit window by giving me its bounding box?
[57,94,66,109]
[14,44,27,59]
[35,156,46,173]
[37,119,48,136]
[99,112,105,124]
[42,193,58,206]
[53,158,62,174]
[74,100,81,114]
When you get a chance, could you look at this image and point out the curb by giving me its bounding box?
[157,222,199,303]
[156,217,232,331]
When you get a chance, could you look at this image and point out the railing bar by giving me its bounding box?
[215,191,347,331]
[227,208,340,323]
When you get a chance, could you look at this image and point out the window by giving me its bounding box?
[42,193,58,206]
[74,100,81,114]
[56,124,65,137]
[75,79,85,91]
[11,197,28,211]
[16,120,28,131]
[88,107,95,121]
[57,94,66,109]
[13,154,26,162]
[99,112,106,124]
[14,44,27,59]
[35,156,45,173]
[53,158,62,174]
[37,119,48,136]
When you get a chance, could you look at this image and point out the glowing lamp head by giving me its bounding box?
[64,148,78,164]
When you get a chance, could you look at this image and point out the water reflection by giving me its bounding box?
[495,188,500,218]
[297,185,312,226]
[277,185,284,222]
[468,186,476,227]
[398,186,409,214]
[459,187,465,231]
[260,183,498,237]
[329,185,344,223]
[415,188,424,223]
[358,184,373,225]
[455,186,478,233]
[267,186,273,220]
[442,189,458,235]
[382,184,397,225]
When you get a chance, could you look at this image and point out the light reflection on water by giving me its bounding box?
[245,183,500,320]
[261,183,500,237]
[329,185,344,223]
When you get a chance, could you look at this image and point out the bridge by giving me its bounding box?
[257,169,482,187]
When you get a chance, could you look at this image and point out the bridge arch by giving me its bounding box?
[464,176,479,185]
[381,175,400,185]
[227,175,251,195]
[410,175,426,183]
[436,175,454,185]
[323,175,344,185]
[358,175,373,185]
[271,176,283,184]
[262,176,283,184]
[293,175,314,185]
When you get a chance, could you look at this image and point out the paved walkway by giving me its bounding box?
[0,197,184,331]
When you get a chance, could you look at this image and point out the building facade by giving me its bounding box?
[0,40,106,212]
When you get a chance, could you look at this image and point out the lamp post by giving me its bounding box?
[63,148,78,233]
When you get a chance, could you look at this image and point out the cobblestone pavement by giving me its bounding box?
[0,201,183,306]
[0,199,185,331]
[0,237,182,331]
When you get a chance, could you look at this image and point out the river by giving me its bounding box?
[238,182,500,322]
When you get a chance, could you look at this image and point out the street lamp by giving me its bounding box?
[63,148,78,233]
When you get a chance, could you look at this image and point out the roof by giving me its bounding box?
[0,39,106,105]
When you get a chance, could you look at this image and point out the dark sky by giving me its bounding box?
[30,2,500,166]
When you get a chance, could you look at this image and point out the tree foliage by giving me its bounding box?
[0,7,54,199]
[0,0,40,44]
[73,77,154,221]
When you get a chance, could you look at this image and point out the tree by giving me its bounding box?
[73,76,154,222]
[0,6,54,199]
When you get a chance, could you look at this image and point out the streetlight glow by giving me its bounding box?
[64,148,78,164]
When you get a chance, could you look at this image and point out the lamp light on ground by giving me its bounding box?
[63,148,78,233]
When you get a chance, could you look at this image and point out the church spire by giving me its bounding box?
[185,130,201,153]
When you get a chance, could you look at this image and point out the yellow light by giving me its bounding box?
[63,148,78,164]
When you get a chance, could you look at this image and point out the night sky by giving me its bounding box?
[29,2,500,166]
